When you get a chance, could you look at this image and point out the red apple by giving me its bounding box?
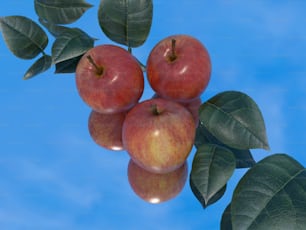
[122,98,196,174]
[88,110,126,151]
[128,159,188,204]
[75,45,144,114]
[152,94,202,125]
[180,97,202,126]
[146,34,211,102]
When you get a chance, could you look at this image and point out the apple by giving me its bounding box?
[181,97,202,126]
[146,34,211,102]
[122,98,196,174]
[75,45,144,114]
[152,94,202,126]
[128,159,188,204]
[88,110,127,151]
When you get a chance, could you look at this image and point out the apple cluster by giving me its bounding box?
[76,34,211,177]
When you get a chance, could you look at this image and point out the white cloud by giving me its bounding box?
[0,208,75,230]
[1,157,102,207]
[0,142,129,229]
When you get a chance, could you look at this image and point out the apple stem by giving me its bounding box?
[169,39,177,62]
[151,104,161,116]
[86,55,104,76]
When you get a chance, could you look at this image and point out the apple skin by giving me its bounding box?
[128,159,188,204]
[122,98,196,174]
[76,45,144,114]
[146,34,211,102]
[88,110,126,151]
[152,94,202,126]
[181,97,202,126]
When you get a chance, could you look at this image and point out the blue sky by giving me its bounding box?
[1,1,306,229]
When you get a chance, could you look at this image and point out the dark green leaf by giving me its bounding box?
[231,154,306,230]
[55,55,83,73]
[0,16,48,59]
[206,184,227,207]
[98,0,153,47]
[195,123,256,168]
[23,55,52,80]
[190,179,227,209]
[34,0,93,24]
[190,144,236,208]
[232,149,256,169]
[39,18,71,37]
[51,28,94,64]
[221,203,233,230]
[199,91,270,150]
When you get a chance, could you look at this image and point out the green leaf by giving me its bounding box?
[190,177,227,209]
[231,154,306,230]
[39,18,71,37]
[34,0,93,25]
[190,144,236,208]
[221,203,233,230]
[98,0,153,47]
[0,16,48,59]
[55,55,83,73]
[23,55,53,80]
[199,91,270,150]
[195,123,256,168]
[206,184,227,207]
[51,28,94,64]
